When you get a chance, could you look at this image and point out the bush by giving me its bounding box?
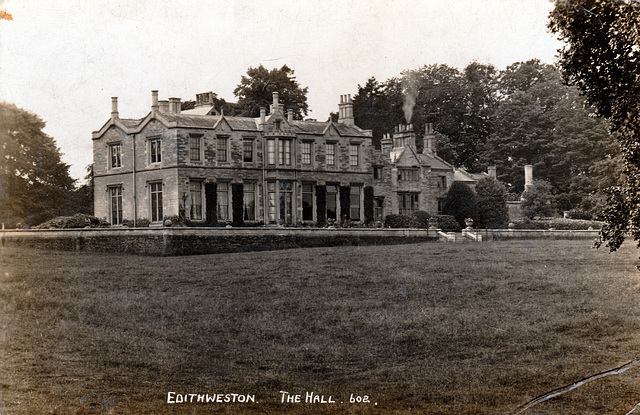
[412,211,432,228]
[475,177,509,228]
[442,182,477,228]
[121,219,151,228]
[433,215,461,232]
[521,180,558,219]
[509,218,603,230]
[384,214,418,228]
[33,214,110,229]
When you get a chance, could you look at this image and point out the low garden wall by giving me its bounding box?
[466,228,600,241]
[0,227,439,256]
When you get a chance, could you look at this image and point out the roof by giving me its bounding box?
[181,106,216,116]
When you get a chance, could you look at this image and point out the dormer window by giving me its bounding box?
[275,120,282,130]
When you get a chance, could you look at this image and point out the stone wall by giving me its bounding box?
[0,228,438,256]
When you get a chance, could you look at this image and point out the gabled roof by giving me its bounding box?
[93,110,371,139]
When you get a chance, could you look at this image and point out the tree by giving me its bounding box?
[233,64,309,119]
[548,0,640,250]
[480,59,620,214]
[0,102,76,227]
[353,77,404,148]
[442,182,477,228]
[521,180,558,219]
[475,177,508,228]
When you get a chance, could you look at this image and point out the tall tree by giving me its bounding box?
[549,0,640,249]
[233,64,309,119]
[0,102,76,227]
[352,77,404,148]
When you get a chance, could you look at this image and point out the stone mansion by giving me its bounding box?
[92,90,486,226]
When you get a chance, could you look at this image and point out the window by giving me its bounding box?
[149,182,163,222]
[267,182,277,223]
[109,186,123,225]
[326,184,338,220]
[243,138,254,163]
[243,182,256,221]
[349,144,359,166]
[437,198,446,215]
[189,181,203,220]
[326,143,336,166]
[267,139,276,165]
[302,142,312,165]
[149,138,161,164]
[189,134,202,161]
[399,168,419,181]
[302,183,314,221]
[279,139,291,166]
[350,185,362,221]
[399,193,419,215]
[279,181,293,224]
[438,175,447,188]
[217,182,230,221]
[109,143,121,168]
[374,198,384,222]
[373,166,383,180]
[217,137,228,162]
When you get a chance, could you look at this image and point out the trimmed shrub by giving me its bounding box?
[33,214,110,229]
[384,214,418,228]
[442,182,477,228]
[364,186,374,225]
[475,177,509,229]
[412,210,432,228]
[433,214,461,232]
[340,186,350,221]
[316,185,327,226]
[232,183,244,226]
[509,218,603,230]
[205,182,217,226]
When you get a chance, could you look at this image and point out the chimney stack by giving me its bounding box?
[151,90,159,112]
[270,91,283,114]
[338,94,355,126]
[423,123,436,155]
[381,133,393,155]
[260,107,266,125]
[524,165,533,191]
[287,109,294,122]
[111,97,119,119]
[168,97,182,114]
[158,100,169,112]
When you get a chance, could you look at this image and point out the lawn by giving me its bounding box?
[1,240,640,414]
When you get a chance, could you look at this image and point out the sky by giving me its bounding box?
[0,0,563,182]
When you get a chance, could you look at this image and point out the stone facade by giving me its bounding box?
[93,90,484,226]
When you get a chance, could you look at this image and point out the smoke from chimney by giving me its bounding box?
[402,77,418,123]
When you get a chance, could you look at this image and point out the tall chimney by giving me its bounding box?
[381,133,393,155]
[338,94,355,126]
[423,123,436,155]
[287,109,293,122]
[270,91,282,114]
[158,100,170,112]
[151,90,159,112]
[260,107,266,125]
[111,97,119,119]
[488,166,497,179]
[524,165,533,191]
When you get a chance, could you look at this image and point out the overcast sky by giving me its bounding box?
[0,0,562,181]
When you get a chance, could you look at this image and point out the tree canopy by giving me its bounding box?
[233,64,309,119]
[0,102,76,227]
[548,0,640,249]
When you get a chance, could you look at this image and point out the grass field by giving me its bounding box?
[1,240,640,414]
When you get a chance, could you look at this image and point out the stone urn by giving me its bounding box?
[464,218,474,229]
